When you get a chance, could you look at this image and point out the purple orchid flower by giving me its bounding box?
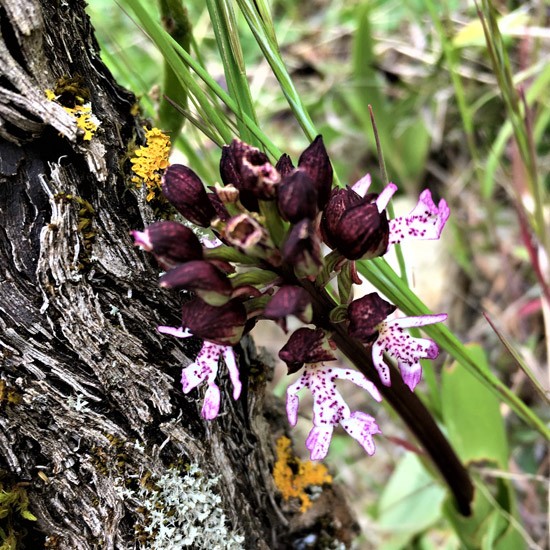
[371,313,447,391]
[286,364,382,460]
[348,292,447,391]
[351,176,450,249]
[158,325,241,420]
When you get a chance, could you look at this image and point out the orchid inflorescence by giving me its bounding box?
[132,135,450,461]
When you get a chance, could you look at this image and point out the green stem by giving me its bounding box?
[157,0,192,136]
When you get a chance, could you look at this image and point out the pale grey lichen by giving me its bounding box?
[126,464,245,549]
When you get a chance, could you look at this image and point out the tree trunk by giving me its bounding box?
[0,1,358,548]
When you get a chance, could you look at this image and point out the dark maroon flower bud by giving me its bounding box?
[298,135,333,210]
[282,219,323,280]
[220,145,258,212]
[275,153,295,178]
[160,260,233,306]
[277,170,318,223]
[264,285,312,327]
[162,165,216,227]
[347,292,396,342]
[334,202,389,260]
[279,327,336,374]
[321,188,389,260]
[320,187,364,249]
[181,298,246,346]
[131,221,203,270]
[220,140,280,203]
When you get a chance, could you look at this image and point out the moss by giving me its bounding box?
[273,436,333,513]
[0,473,37,549]
[0,380,21,406]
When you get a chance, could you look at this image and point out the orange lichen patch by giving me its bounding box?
[45,88,99,141]
[273,436,332,512]
[130,127,171,202]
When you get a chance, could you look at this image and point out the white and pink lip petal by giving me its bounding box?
[388,313,447,329]
[340,411,380,455]
[305,425,334,461]
[375,183,398,213]
[285,388,302,427]
[333,368,383,402]
[397,360,422,391]
[222,346,242,400]
[371,340,392,386]
[201,383,221,420]
[285,370,310,426]
[388,189,450,245]
[200,235,223,248]
[158,325,194,338]
[181,361,209,394]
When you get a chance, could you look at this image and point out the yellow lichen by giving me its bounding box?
[45,88,99,141]
[273,436,332,512]
[130,127,171,202]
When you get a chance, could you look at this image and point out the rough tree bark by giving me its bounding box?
[0,1,358,548]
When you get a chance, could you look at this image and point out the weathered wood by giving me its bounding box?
[0,1,358,548]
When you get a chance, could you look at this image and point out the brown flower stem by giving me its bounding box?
[300,278,474,516]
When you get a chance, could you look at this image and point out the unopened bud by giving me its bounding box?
[162,165,216,227]
[131,221,203,269]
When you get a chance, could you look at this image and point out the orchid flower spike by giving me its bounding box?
[286,364,382,460]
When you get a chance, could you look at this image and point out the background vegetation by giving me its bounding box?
[86,0,549,547]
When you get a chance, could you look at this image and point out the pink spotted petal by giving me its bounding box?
[286,393,300,427]
[372,313,446,388]
[351,173,372,197]
[375,183,398,213]
[388,189,450,245]
[371,339,392,386]
[398,360,422,391]
[201,383,221,420]
[380,324,440,363]
[181,342,221,393]
[308,367,350,425]
[340,411,380,455]
[333,368,382,402]
[306,425,334,461]
[222,346,241,400]
[181,361,210,394]
[390,313,447,329]
[158,325,193,338]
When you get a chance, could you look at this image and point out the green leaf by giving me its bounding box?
[441,344,508,468]
[377,453,445,543]
[441,345,526,550]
